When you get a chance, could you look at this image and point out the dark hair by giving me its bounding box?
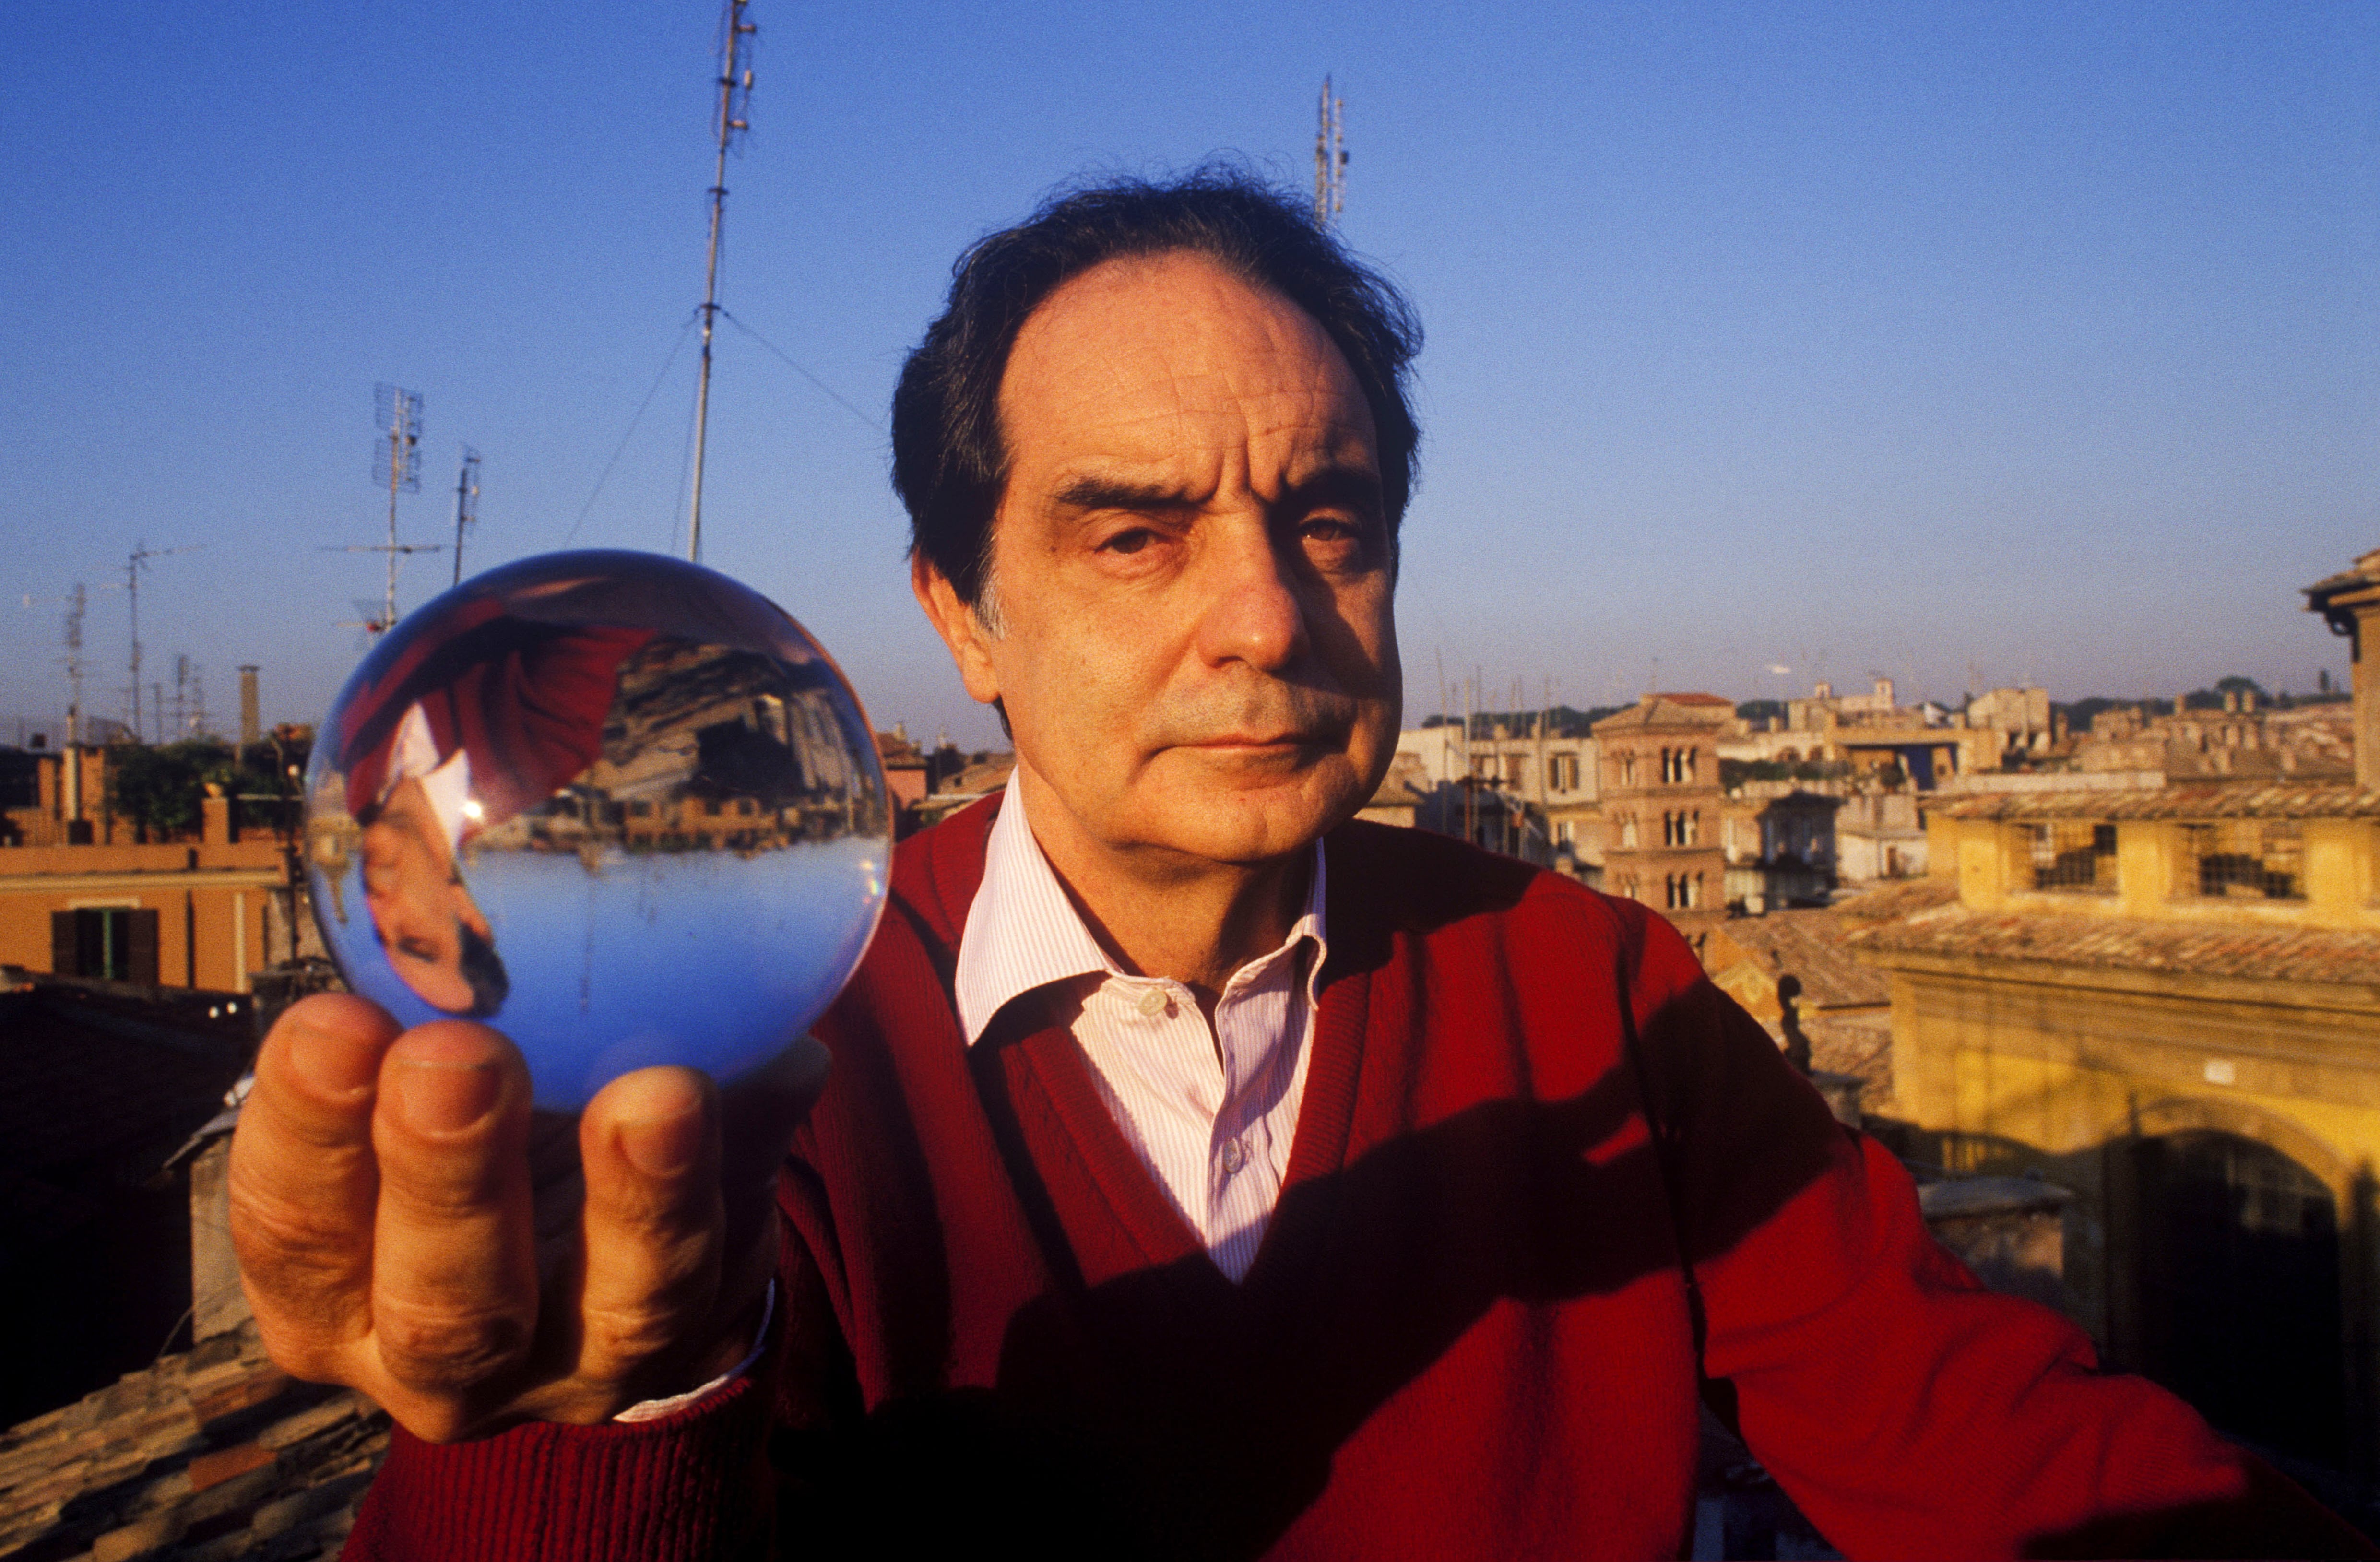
[456,922,509,1019]
[891,166,1423,606]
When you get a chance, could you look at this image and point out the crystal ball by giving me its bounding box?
[303,550,891,1111]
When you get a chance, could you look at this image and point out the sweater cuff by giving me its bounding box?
[343,1372,776,1562]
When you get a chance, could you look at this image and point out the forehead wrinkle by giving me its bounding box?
[1000,252,1381,525]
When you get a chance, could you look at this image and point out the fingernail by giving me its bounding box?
[389,1059,501,1133]
[287,1021,382,1098]
[618,1107,703,1180]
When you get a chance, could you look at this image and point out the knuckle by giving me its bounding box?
[580,1296,690,1369]
[375,1296,533,1395]
[250,1314,346,1385]
[228,1185,370,1296]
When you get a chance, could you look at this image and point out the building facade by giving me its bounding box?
[0,796,293,991]
[1593,693,1731,935]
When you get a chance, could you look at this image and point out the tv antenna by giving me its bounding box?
[687,0,758,564]
[451,446,481,585]
[19,580,120,744]
[123,542,204,741]
[337,384,441,634]
[1313,76,1347,228]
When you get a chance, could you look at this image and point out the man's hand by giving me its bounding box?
[228,992,828,1441]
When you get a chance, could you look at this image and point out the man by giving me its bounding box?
[231,172,2367,1559]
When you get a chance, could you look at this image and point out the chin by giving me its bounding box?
[1148,763,1362,865]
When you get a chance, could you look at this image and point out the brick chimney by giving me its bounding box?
[2305,547,2380,789]
[202,786,235,846]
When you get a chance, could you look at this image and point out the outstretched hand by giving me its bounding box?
[228,992,829,1441]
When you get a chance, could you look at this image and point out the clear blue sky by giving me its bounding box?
[3,0,2372,749]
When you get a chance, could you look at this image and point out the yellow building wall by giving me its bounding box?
[0,842,288,992]
[1879,944,2380,1467]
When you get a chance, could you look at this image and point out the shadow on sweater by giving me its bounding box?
[771,983,1835,1558]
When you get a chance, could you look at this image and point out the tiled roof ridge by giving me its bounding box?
[1847,904,2380,988]
[1932,781,2380,822]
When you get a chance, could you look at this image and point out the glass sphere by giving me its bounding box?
[303,550,890,1111]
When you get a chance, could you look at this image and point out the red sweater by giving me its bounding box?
[348,799,2366,1560]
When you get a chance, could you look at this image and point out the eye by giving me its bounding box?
[1297,513,1374,564]
[1099,528,1156,556]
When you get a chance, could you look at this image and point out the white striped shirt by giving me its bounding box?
[954,774,1326,1282]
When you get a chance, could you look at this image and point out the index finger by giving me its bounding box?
[229,993,403,1381]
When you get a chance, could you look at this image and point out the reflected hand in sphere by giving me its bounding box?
[304,550,890,1110]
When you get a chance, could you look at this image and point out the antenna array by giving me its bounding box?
[341,385,442,635]
[124,542,203,740]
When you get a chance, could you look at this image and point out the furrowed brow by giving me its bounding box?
[1283,465,1385,518]
[1051,476,1193,516]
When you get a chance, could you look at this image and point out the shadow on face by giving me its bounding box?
[360,775,509,1017]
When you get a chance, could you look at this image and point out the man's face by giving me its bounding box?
[923,251,1402,872]
[360,775,494,1014]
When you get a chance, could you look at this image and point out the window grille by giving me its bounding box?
[2186,821,2304,901]
[2030,822,2116,893]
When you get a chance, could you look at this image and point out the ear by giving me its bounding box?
[911,552,1003,707]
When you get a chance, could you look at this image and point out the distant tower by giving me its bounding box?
[1313,76,1347,228]
[687,0,758,564]
[451,446,481,586]
[239,665,261,747]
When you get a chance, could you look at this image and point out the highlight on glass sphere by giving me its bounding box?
[302,550,890,1111]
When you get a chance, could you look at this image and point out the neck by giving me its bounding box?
[1012,764,1310,1007]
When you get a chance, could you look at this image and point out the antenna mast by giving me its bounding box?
[375,384,425,630]
[451,446,481,585]
[340,384,440,635]
[124,542,202,740]
[63,583,85,746]
[1313,76,1347,228]
[687,0,757,563]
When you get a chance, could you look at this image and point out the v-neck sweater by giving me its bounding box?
[345,796,2366,1562]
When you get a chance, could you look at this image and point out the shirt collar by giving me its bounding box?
[952,771,1329,1046]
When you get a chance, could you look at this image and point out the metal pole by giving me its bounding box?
[451,449,478,586]
[385,400,402,630]
[127,551,142,740]
[688,0,750,564]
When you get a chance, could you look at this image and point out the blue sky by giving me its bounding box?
[3,0,2372,749]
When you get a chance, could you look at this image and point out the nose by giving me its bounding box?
[1192,520,1309,673]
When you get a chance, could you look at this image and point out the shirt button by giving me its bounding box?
[1220,1138,1247,1174]
[1137,987,1168,1018]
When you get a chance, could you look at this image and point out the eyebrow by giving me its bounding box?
[1051,465,1385,520]
[1052,476,1192,515]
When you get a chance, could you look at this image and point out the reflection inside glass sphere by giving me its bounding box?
[304,550,890,1110]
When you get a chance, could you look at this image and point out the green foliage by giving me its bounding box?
[107,739,237,840]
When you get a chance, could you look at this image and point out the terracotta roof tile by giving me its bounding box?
[1848,906,2380,987]
[1931,781,2380,822]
